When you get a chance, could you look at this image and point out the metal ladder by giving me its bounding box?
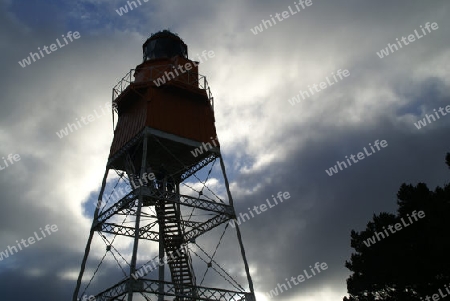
[156,197,197,300]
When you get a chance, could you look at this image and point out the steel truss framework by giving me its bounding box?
[95,186,235,244]
[95,278,254,301]
[73,131,256,301]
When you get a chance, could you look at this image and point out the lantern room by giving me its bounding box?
[142,30,188,61]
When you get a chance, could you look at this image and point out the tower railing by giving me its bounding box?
[112,65,214,110]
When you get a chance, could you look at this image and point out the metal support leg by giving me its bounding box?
[219,155,255,298]
[128,135,148,301]
[158,176,168,301]
[73,168,110,301]
[158,205,165,301]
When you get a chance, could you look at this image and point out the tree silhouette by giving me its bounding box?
[343,153,450,301]
[446,152,450,169]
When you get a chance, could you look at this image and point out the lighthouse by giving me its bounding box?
[73,30,256,301]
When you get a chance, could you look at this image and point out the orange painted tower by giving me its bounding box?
[73,30,256,301]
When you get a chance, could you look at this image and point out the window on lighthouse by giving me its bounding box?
[144,37,187,61]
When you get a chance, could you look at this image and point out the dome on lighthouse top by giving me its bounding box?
[143,30,188,61]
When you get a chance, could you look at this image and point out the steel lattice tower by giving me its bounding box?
[73,30,256,301]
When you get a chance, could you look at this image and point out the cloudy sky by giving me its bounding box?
[1,0,450,300]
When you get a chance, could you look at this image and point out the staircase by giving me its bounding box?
[125,155,197,300]
[156,199,197,300]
